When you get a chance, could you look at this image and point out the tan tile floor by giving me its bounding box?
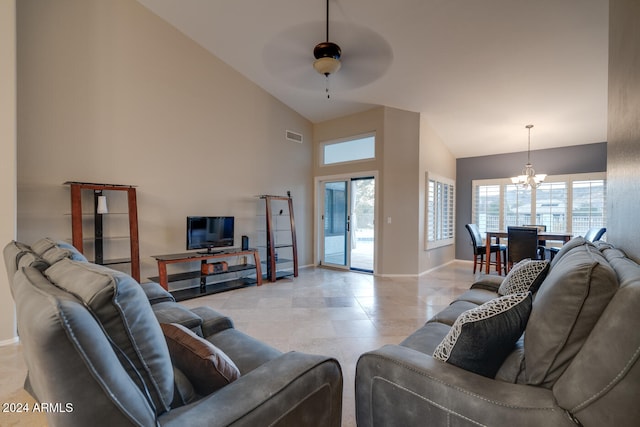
[0,262,476,426]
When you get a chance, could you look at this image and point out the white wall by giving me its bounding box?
[16,0,313,287]
[0,0,17,343]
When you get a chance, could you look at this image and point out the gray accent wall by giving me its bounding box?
[607,0,640,262]
[455,142,607,261]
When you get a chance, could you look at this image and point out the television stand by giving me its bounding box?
[197,249,225,255]
[149,249,262,301]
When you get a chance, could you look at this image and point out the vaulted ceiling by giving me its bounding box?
[136,0,609,158]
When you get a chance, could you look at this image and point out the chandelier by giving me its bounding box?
[511,124,546,189]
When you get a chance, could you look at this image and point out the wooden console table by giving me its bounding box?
[150,249,262,301]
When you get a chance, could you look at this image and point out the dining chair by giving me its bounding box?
[584,227,607,242]
[549,227,606,260]
[465,224,507,274]
[522,224,547,259]
[507,226,540,271]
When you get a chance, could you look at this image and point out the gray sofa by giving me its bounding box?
[4,238,343,427]
[356,237,640,426]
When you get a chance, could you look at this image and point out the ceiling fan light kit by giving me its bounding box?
[313,41,342,76]
[511,124,546,189]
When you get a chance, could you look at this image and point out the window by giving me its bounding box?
[472,173,606,236]
[504,184,532,228]
[426,172,455,249]
[322,134,375,165]
[572,179,606,236]
[535,181,568,232]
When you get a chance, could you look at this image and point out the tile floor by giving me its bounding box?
[0,262,477,426]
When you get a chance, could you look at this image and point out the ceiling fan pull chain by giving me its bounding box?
[325,75,331,99]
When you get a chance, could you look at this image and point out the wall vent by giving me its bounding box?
[286,130,303,144]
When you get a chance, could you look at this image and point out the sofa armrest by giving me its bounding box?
[140,282,176,304]
[356,345,575,427]
[470,274,504,292]
[190,306,234,337]
[158,351,343,427]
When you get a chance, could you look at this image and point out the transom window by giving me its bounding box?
[321,134,375,166]
[472,172,606,236]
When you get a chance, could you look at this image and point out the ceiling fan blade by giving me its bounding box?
[262,21,393,91]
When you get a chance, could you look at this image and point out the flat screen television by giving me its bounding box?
[186,216,234,253]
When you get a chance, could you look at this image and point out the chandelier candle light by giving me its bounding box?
[511,124,546,189]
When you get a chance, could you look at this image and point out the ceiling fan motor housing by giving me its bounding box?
[314,41,341,60]
[313,41,342,76]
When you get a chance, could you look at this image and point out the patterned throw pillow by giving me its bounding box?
[433,292,532,378]
[498,260,550,295]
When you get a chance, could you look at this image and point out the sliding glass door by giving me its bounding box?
[320,176,375,272]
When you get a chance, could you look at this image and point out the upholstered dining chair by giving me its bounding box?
[465,223,507,274]
[523,224,547,259]
[584,227,607,242]
[549,227,606,260]
[507,226,540,271]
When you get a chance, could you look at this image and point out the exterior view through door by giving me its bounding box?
[321,177,375,272]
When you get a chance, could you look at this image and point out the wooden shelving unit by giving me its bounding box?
[259,193,298,282]
[149,249,262,301]
[64,182,140,282]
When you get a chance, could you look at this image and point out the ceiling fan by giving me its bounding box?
[261,0,393,95]
[312,0,342,97]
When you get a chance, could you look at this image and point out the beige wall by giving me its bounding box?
[418,115,456,273]
[1,0,17,343]
[607,0,640,261]
[381,107,421,275]
[16,0,313,287]
[314,107,445,276]
[314,107,385,271]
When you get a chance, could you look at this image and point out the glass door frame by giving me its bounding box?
[315,171,378,273]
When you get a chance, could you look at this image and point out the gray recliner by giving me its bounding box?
[4,238,343,427]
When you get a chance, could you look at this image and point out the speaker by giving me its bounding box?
[241,235,249,250]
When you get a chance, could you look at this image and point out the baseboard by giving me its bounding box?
[418,259,460,277]
[0,336,19,347]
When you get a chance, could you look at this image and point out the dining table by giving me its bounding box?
[485,230,573,274]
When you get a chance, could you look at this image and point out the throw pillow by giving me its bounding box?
[161,323,240,396]
[433,292,533,378]
[498,260,550,295]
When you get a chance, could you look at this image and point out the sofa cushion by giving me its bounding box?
[400,321,451,355]
[161,323,240,396]
[454,288,499,306]
[32,237,88,264]
[427,300,479,326]
[44,258,174,415]
[498,259,549,295]
[524,243,618,387]
[12,267,159,426]
[549,236,590,268]
[433,292,532,378]
[3,241,47,282]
